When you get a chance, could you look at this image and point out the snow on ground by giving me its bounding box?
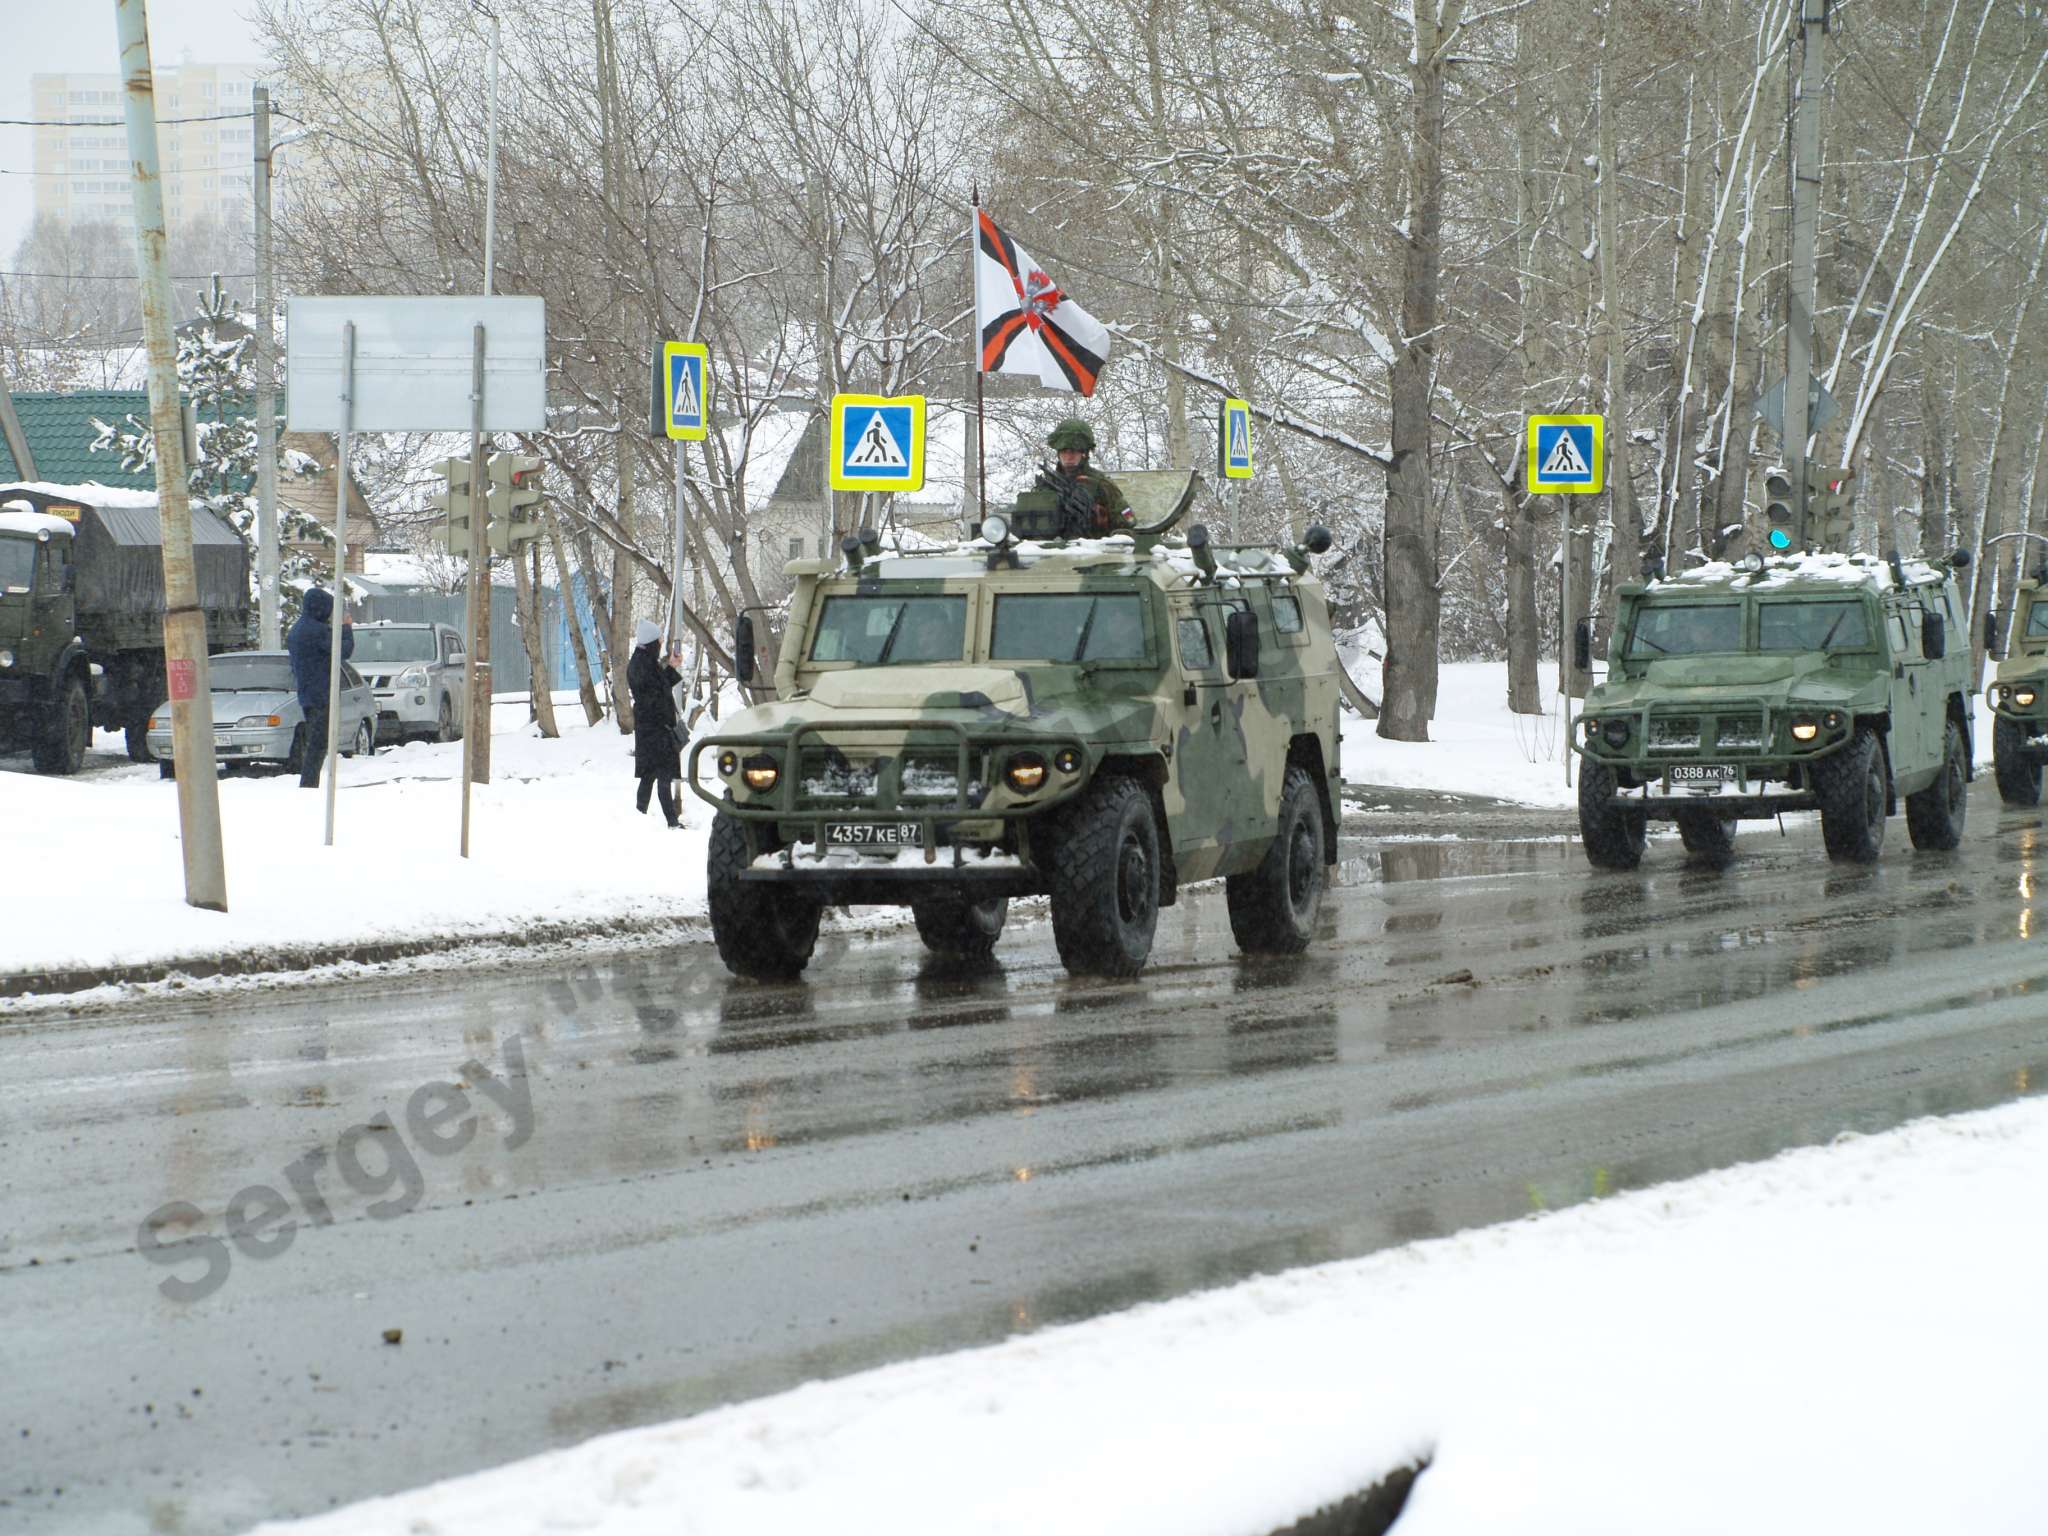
[257,1094,2048,1536]
[1345,660,2002,811]
[0,696,715,985]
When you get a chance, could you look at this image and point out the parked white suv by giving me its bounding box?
[352,621,467,744]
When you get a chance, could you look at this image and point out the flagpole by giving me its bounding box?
[971,185,988,526]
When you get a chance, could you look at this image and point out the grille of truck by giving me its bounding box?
[1714,714,1764,750]
[1648,715,1702,751]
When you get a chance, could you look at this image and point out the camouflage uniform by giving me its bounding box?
[1039,417,1132,537]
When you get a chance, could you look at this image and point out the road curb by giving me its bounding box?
[0,911,713,1003]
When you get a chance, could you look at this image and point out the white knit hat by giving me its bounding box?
[634,619,661,648]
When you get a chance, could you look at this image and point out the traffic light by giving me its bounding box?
[429,456,477,555]
[486,453,545,556]
[1764,469,1798,551]
[1811,467,1855,550]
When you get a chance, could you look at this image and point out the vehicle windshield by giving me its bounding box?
[1757,599,1873,651]
[1625,602,1742,657]
[208,655,296,693]
[991,594,1148,662]
[351,628,439,663]
[809,596,966,665]
[0,538,35,594]
[2027,602,2048,639]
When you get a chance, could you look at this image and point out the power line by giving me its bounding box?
[0,270,256,281]
[0,111,256,127]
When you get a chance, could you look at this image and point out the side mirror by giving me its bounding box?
[1225,607,1260,681]
[734,614,756,684]
[1573,617,1593,674]
[1985,610,2003,661]
[1921,611,1946,661]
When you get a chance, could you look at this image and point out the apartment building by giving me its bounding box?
[30,63,265,234]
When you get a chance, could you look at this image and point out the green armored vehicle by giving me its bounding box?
[1574,550,1974,867]
[687,471,1342,980]
[1988,572,2048,805]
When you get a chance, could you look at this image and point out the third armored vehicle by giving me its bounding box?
[1987,571,2048,805]
[1574,550,1974,866]
[688,471,1343,980]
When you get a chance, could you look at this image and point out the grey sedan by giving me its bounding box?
[145,651,377,777]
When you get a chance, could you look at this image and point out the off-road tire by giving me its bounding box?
[1906,717,1968,851]
[125,721,152,763]
[1226,764,1327,954]
[1577,759,1646,870]
[32,671,90,775]
[1047,775,1161,977]
[1817,728,1887,864]
[1992,715,2041,807]
[912,896,1008,958]
[1675,807,1736,867]
[707,812,822,981]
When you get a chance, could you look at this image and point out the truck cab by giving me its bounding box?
[1988,574,2048,804]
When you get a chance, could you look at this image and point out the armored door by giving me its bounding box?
[1166,594,1249,882]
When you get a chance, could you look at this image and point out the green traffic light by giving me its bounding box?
[1769,528,1793,550]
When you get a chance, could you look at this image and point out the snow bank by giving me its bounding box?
[255,1095,2048,1536]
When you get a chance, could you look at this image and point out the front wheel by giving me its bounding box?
[32,671,90,775]
[125,721,152,763]
[1993,715,2041,807]
[1905,717,1968,851]
[345,718,374,759]
[1577,758,1646,870]
[1047,776,1161,977]
[707,813,823,981]
[1226,764,1327,954]
[912,896,1008,958]
[1817,729,1887,864]
[436,694,459,743]
[1676,807,1735,867]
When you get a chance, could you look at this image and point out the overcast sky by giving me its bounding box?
[1,3,267,262]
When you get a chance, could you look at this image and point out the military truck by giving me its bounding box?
[0,483,249,774]
[1573,550,1974,867]
[686,470,1342,980]
[1988,569,2048,805]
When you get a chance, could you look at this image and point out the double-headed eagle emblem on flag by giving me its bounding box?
[975,208,1111,397]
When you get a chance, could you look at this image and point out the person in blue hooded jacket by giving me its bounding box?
[287,587,353,788]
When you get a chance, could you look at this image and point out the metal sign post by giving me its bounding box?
[322,322,354,847]
[1528,415,1606,786]
[462,324,487,858]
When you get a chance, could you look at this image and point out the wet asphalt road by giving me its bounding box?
[5,785,2048,1535]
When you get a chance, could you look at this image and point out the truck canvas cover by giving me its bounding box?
[0,482,248,619]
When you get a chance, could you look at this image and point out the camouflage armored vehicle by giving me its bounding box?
[1574,550,1974,867]
[686,470,1342,980]
[1988,572,2048,805]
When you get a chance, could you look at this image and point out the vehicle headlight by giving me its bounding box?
[1790,716,1819,742]
[741,755,779,791]
[1005,752,1048,792]
[0,648,13,669]
[2018,689,2038,708]
[717,750,739,777]
[1601,718,1631,748]
[397,668,428,688]
[235,714,284,728]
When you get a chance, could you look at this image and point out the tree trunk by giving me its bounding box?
[515,539,559,738]
[547,508,604,726]
[610,442,637,734]
[1595,0,1638,596]
[1378,0,1459,743]
[1506,10,1545,715]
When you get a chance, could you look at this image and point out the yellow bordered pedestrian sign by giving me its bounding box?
[829,394,926,492]
[657,341,710,441]
[1220,398,1254,480]
[1527,414,1603,494]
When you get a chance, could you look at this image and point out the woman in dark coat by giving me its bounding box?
[627,619,685,827]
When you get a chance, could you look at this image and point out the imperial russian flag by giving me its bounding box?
[975,208,1110,396]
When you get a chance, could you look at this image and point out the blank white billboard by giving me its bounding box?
[285,296,547,433]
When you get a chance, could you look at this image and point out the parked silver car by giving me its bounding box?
[145,650,377,777]
[351,620,467,744]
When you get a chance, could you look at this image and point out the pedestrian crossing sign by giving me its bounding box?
[1527,414,1603,494]
[1220,398,1254,480]
[829,394,926,492]
[658,341,710,441]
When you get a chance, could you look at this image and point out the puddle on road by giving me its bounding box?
[1337,835,1578,887]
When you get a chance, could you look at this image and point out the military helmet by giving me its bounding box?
[1047,418,1096,453]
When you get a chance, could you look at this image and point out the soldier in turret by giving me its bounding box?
[1036,418,1132,537]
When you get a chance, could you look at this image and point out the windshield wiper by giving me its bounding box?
[1069,598,1100,662]
[873,603,912,665]
[1817,610,1849,650]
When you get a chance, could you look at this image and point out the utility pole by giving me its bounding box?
[1785,0,1827,548]
[464,12,502,794]
[116,0,227,911]
[252,85,280,648]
